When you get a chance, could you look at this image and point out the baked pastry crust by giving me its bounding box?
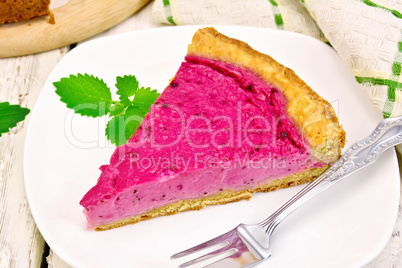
[0,0,51,23]
[188,27,346,162]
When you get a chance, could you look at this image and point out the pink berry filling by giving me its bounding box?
[80,56,323,229]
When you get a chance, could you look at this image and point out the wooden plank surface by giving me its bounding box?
[0,1,401,267]
[0,47,69,267]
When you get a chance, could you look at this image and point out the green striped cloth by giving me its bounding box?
[153,0,402,119]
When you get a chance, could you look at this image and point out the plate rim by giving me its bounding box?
[23,25,401,268]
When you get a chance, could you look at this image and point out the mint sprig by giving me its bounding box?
[116,75,139,106]
[106,106,146,146]
[0,102,30,137]
[54,74,160,146]
[133,87,160,111]
[54,74,113,117]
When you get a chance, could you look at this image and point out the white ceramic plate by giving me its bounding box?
[24,26,400,268]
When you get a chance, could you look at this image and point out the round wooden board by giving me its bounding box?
[0,0,150,58]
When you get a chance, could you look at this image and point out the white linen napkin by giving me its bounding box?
[152,0,402,119]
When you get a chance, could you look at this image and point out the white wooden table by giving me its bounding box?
[0,2,401,267]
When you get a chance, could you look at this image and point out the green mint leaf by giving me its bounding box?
[115,75,139,106]
[106,106,147,146]
[106,87,159,145]
[54,73,160,146]
[133,87,160,112]
[53,73,113,117]
[109,102,126,116]
[0,102,30,137]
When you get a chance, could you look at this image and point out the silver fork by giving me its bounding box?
[171,116,402,268]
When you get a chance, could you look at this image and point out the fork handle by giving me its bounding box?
[259,116,402,235]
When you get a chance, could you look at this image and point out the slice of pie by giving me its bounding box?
[0,0,51,23]
[80,27,346,231]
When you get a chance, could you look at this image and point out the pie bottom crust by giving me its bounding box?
[95,166,328,231]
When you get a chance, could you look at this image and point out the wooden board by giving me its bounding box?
[0,0,150,58]
[0,3,160,267]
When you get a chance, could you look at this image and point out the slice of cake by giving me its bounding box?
[80,27,346,231]
[0,0,51,23]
